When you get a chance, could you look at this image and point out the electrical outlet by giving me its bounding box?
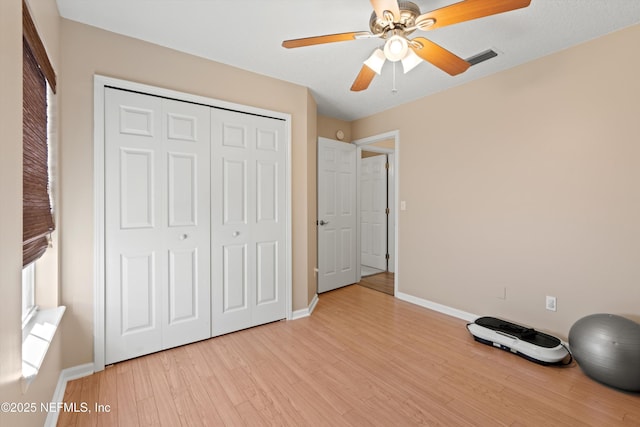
[545,295,557,312]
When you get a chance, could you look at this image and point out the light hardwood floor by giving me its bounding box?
[358,271,394,296]
[59,285,640,426]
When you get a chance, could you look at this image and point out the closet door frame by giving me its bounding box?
[93,75,292,372]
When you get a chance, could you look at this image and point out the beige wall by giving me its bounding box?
[362,151,385,159]
[0,0,25,424]
[352,24,640,338]
[58,19,317,367]
[370,138,395,150]
[0,0,63,426]
[307,95,319,303]
[318,115,352,142]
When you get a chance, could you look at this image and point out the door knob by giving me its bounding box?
[232,231,240,237]
[319,220,330,226]
[179,234,188,240]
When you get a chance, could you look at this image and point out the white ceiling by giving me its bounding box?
[56,0,640,121]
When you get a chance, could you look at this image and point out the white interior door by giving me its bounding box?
[361,154,388,270]
[317,138,357,293]
[105,88,211,364]
[211,109,287,336]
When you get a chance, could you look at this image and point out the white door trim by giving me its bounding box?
[353,130,400,296]
[93,75,292,372]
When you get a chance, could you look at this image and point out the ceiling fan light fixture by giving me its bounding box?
[384,35,408,62]
[416,17,436,30]
[382,10,395,25]
[363,48,386,74]
[401,48,422,73]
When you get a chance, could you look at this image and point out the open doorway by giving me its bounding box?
[316,131,399,297]
[354,131,398,296]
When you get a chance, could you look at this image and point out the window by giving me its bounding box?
[22,263,36,327]
[21,1,64,385]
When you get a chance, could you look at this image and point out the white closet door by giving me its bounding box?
[360,155,387,270]
[211,109,286,336]
[105,89,211,364]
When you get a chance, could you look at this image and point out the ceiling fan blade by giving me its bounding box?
[351,65,377,91]
[416,0,531,31]
[370,0,401,21]
[410,37,470,76]
[282,32,371,48]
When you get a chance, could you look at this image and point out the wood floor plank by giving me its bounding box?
[202,375,245,426]
[78,368,102,427]
[358,271,394,295]
[57,375,83,427]
[211,365,248,407]
[159,349,187,395]
[115,368,139,427]
[61,282,640,426]
[171,388,208,427]
[251,381,307,426]
[130,357,154,402]
[144,354,182,427]
[135,397,160,427]
[286,380,351,426]
[404,396,476,427]
[96,366,119,427]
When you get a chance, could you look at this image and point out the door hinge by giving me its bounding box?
[385,162,390,170]
[385,253,390,260]
[385,207,390,215]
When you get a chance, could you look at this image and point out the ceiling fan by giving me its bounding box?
[282,0,531,91]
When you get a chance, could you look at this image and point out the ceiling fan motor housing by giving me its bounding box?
[369,1,421,37]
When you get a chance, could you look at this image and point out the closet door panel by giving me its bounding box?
[211,110,286,335]
[167,153,197,227]
[168,248,197,323]
[256,241,278,305]
[222,158,247,225]
[105,89,164,364]
[250,115,287,325]
[120,149,155,229]
[212,111,253,335]
[256,161,278,223]
[161,98,211,349]
[120,252,156,334]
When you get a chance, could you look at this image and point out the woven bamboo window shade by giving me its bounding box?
[23,1,56,267]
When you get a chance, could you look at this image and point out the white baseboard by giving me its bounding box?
[396,291,478,322]
[44,363,94,427]
[308,293,319,315]
[291,293,319,320]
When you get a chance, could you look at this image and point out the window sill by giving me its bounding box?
[22,306,65,389]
